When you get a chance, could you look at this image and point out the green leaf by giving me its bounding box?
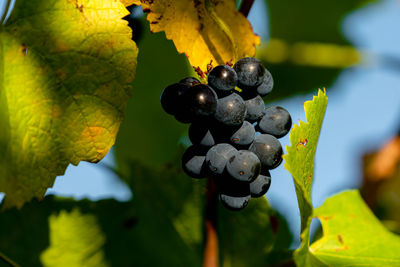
[284,90,400,266]
[125,160,293,266]
[0,0,138,209]
[283,89,328,266]
[0,160,292,266]
[40,208,108,267]
[283,89,328,230]
[219,197,293,267]
[310,190,400,266]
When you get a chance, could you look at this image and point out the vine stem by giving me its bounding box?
[239,0,255,18]
[203,178,219,267]
[0,0,12,25]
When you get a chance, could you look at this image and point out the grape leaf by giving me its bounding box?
[282,89,328,266]
[283,89,328,230]
[309,190,400,266]
[0,0,138,209]
[40,208,108,267]
[130,0,260,70]
[0,161,292,267]
[284,90,400,266]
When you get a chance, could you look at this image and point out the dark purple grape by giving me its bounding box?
[245,95,265,122]
[250,172,271,198]
[180,77,200,87]
[230,121,255,148]
[215,173,251,211]
[234,57,265,88]
[214,93,247,126]
[207,65,238,96]
[249,134,283,170]
[205,143,237,175]
[189,121,215,147]
[174,112,192,124]
[257,68,273,97]
[160,83,190,115]
[258,106,292,138]
[226,150,261,182]
[182,146,208,178]
[181,84,218,118]
[220,194,250,211]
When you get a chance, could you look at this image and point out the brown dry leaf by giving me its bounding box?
[130,0,260,70]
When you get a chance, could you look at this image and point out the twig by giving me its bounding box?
[0,0,12,24]
[239,0,255,17]
[0,251,20,267]
[203,178,219,267]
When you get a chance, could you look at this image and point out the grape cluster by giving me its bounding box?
[160,57,292,211]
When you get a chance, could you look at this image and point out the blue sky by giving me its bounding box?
[2,0,400,246]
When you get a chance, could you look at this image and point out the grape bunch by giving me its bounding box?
[160,57,292,211]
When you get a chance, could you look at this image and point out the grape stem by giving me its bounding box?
[203,178,219,267]
[239,0,255,17]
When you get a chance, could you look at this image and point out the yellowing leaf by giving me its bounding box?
[0,0,138,209]
[132,0,260,70]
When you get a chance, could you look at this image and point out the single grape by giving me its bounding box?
[215,173,251,211]
[258,106,292,138]
[207,65,238,96]
[160,83,190,115]
[174,112,192,124]
[210,120,242,144]
[249,134,283,170]
[181,84,218,118]
[245,95,265,122]
[226,150,261,182]
[180,77,200,87]
[220,194,250,211]
[182,146,208,178]
[250,172,271,198]
[234,57,265,88]
[189,121,215,147]
[205,143,237,175]
[214,93,247,126]
[230,121,255,147]
[257,68,273,97]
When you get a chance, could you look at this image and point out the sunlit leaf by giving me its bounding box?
[0,0,138,209]
[310,190,400,266]
[283,89,328,266]
[131,0,260,69]
[40,209,108,267]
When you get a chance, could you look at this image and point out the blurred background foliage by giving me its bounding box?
[2,0,400,266]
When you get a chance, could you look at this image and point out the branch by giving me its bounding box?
[203,178,219,267]
[239,0,255,18]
